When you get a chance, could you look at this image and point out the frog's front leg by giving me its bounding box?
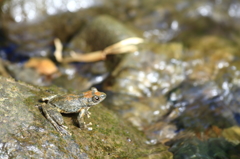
[42,104,70,135]
[77,108,92,129]
[85,107,91,118]
[77,108,86,128]
[42,95,58,101]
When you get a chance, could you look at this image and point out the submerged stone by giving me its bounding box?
[167,137,236,159]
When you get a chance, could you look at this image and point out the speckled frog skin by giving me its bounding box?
[41,87,106,135]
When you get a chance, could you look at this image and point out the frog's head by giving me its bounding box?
[83,87,106,106]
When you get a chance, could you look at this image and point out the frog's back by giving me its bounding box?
[50,94,86,113]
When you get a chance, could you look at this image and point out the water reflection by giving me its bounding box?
[228,2,240,18]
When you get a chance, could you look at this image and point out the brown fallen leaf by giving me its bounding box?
[222,126,240,145]
[25,57,58,75]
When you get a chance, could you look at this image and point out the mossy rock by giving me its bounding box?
[0,76,172,158]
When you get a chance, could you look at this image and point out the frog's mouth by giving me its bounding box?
[100,93,107,100]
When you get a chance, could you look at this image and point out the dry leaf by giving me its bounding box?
[25,58,58,75]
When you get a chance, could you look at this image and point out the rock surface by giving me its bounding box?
[0,76,172,158]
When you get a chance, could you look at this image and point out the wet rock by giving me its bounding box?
[167,137,236,159]
[170,82,234,131]
[0,76,172,158]
[6,63,47,86]
[144,122,177,144]
[65,15,138,53]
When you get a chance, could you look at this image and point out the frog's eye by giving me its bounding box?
[92,95,100,103]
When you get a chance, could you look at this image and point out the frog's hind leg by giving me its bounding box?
[42,104,70,135]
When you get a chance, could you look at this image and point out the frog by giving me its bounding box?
[41,87,106,135]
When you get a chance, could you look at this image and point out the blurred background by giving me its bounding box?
[1,0,240,158]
